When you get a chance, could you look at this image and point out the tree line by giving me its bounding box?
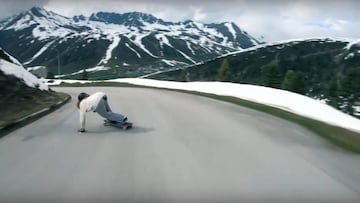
[217,59,306,94]
[217,58,360,117]
[178,58,359,117]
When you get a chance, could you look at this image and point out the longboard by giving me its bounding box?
[104,119,133,130]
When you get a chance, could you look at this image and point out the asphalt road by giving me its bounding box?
[1,87,360,203]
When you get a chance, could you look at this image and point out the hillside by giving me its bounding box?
[0,7,260,79]
[0,48,69,132]
[148,38,360,117]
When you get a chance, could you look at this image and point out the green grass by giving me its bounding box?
[56,81,360,153]
[0,92,71,137]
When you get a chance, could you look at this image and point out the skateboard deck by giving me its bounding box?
[104,119,133,130]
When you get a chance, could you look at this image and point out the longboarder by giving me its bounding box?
[77,92,128,132]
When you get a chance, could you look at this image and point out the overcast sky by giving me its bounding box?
[1,0,359,42]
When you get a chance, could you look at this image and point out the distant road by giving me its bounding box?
[1,87,360,203]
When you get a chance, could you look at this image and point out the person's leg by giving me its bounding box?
[102,95,112,112]
[95,98,126,122]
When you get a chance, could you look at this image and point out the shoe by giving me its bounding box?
[78,128,86,133]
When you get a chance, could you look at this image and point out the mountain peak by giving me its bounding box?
[28,6,49,17]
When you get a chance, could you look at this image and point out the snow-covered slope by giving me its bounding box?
[0,48,48,91]
[0,7,260,78]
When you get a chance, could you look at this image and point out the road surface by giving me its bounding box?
[1,87,360,203]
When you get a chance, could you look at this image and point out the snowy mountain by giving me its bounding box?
[149,38,360,118]
[0,7,260,79]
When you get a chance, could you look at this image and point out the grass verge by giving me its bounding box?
[0,92,71,137]
[57,81,360,153]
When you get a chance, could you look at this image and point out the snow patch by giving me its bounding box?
[162,59,178,66]
[225,23,237,40]
[176,50,196,63]
[132,33,158,58]
[98,33,121,65]
[56,66,110,78]
[24,40,55,65]
[186,41,195,55]
[125,43,141,58]
[344,53,355,60]
[5,14,36,31]
[0,48,22,66]
[155,34,173,48]
[0,59,48,91]
[27,66,46,71]
[345,40,360,50]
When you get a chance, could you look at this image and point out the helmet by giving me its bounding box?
[78,92,89,101]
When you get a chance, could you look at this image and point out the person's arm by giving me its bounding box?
[78,102,87,132]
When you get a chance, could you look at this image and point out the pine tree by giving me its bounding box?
[328,81,340,108]
[218,58,231,82]
[282,70,305,94]
[262,62,282,88]
[292,71,305,94]
[339,67,360,116]
[179,69,187,82]
[282,70,296,90]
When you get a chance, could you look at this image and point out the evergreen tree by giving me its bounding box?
[179,69,188,82]
[218,58,231,82]
[282,70,305,94]
[339,67,360,116]
[262,62,282,88]
[282,70,296,90]
[328,81,340,109]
